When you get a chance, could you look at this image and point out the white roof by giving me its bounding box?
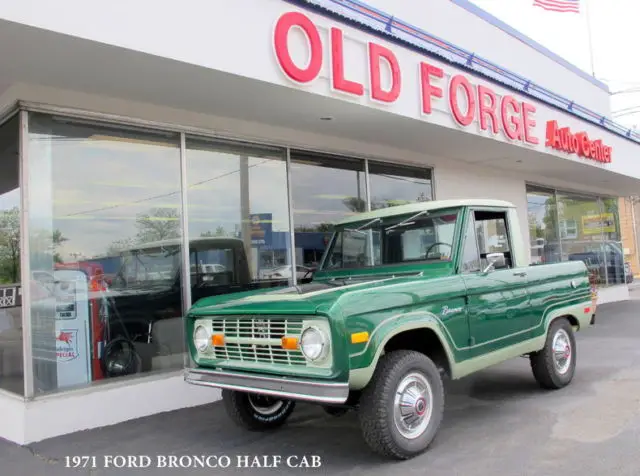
[336,199,515,225]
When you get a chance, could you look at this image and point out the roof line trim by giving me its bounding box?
[282,0,640,146]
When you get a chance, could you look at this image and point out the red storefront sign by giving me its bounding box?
[273,11,540,145]
[545,120,612,163]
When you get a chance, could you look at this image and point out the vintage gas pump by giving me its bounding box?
[53,262,108,382]
[53,269,92,388]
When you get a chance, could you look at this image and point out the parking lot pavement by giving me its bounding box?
[3,300,640,476]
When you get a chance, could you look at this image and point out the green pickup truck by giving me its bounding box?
[184,199,595,459]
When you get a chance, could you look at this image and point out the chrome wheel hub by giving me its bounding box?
[552,329,572,375]
[248,394,284,415]
[393,372,433,439]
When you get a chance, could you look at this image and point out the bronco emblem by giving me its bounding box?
[441,305,463,316]
[254,319,269,339]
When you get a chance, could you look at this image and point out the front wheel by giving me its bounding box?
[222,390,296,431]
[530,317,576,389]
[358,350,445,460]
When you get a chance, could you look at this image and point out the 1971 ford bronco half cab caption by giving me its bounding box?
[184,199,595,460]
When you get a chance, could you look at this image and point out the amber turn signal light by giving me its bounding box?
[281,336,299,350]
[211,334,225,346]
[351,331,369,344]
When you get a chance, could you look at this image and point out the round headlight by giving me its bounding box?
[194,325,211,352]
[300,327,328,361]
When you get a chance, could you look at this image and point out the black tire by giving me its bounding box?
[358,350,445,460]
[222,390,296,431]
[323,406,349,417]
[530,317,576,389]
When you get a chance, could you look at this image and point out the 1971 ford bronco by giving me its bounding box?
[184,199,595,459]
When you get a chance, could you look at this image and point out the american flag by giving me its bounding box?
[533,0,580,13]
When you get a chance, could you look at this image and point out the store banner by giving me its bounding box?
[250,213,273,246]
[582,213,616,235]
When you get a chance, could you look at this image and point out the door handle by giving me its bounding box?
[513,271,527,277]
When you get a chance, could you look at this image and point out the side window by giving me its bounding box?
[474,210,512,269]
[460,215,481,273]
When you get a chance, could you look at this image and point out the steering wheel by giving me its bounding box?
[425,242,452,259]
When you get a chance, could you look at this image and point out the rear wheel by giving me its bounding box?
[222,390,296,431]
[530,317,576,389]
[358,350,444,460]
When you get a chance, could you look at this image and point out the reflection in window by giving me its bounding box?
[460,215,481,273]
[526,186,560,265]
[185,137,291,291]
[323,212,458,270]
[559,193,624,286]
[27,113,183,394]
[290,151,365,269]
[526,185,623,287]
[0,114,23,395]
[368,161,433,209]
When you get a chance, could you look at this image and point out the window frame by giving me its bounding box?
[458,207,515,274]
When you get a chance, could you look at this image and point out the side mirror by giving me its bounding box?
[483,252,506,273]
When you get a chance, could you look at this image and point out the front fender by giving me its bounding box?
[347,312,458,390]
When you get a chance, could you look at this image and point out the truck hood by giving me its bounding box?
[189,266,453,316]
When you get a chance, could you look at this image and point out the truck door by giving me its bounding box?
[459,209,534,358]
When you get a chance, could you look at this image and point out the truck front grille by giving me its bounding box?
[210,317,307,366]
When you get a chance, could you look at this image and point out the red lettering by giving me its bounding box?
[419,62,443,115]
[521,102,539,144]
[579,133,591,158]
[368,42,401,103]
[449,75,475,127]
[477,85,498,134]
[593,140,604,162]
[501,95,523,140]
[604,146,612,162]
[560,128,570,151]
[571,134,579,153]
[330,28,364,96]
[273,12,323,83]
[545,120,558,147]
[545,121,612,163]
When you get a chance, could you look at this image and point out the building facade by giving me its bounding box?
[1,0,640,444]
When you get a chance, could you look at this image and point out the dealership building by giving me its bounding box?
[1,0,640,444]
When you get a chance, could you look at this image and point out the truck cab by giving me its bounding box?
[184,199,594,460]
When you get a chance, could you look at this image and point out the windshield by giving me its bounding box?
[117,245,180,286]
[321,210,459,270]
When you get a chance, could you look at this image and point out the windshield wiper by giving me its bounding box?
[385,211,429,233]
[345,217,382,234]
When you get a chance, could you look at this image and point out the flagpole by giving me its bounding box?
[583,0,596,77]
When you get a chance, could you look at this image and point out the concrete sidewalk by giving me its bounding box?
[2,300,640,476]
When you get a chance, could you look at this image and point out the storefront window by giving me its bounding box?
[290,151,365,270]
[526,186,561,265]
[26,113,183,394]
[0,114,23,395]
[368,161,433,209]
[526,185,623,287]
[185,137,292,289]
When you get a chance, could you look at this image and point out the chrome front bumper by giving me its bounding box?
[184,368,349,404]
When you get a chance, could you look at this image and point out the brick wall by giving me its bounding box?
[619,197,639,277]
